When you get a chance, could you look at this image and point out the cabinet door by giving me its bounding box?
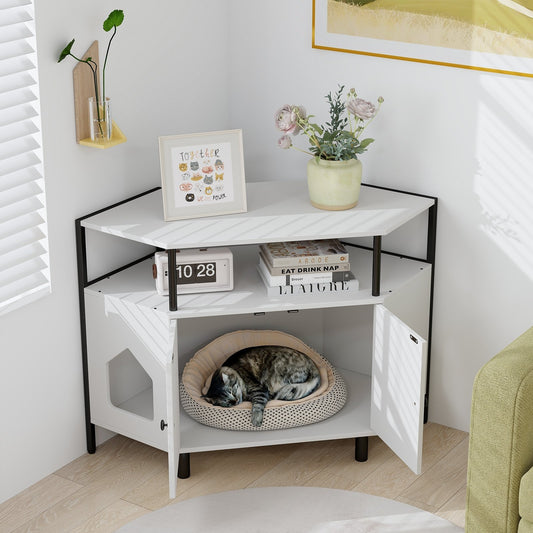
[166,323,179,499]
[371,304,427,474]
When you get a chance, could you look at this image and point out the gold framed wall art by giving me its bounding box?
[312,0,533,78]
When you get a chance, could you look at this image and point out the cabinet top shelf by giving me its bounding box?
[81,180,434,249]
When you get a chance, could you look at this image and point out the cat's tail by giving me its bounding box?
[274,375,321,401]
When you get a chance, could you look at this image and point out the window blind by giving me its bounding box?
[0,0,51,315]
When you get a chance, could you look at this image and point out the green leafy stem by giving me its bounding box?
[293,85,382,161]
[58,9,124,137]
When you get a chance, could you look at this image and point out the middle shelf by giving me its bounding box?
[85,244,431,319]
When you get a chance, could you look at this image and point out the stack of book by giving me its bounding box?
[257,239,359,296]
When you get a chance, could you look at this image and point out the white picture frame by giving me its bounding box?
[159,129,247,221]
[313,0,533,79]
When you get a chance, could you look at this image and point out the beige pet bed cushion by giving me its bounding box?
[180,330,347,431]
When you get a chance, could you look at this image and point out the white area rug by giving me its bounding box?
[117,486,463,532]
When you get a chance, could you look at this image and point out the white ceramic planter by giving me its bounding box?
[307,158,362,210]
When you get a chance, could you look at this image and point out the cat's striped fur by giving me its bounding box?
[203,345,321,427]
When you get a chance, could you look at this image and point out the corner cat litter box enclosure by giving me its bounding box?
[180,330,348,431]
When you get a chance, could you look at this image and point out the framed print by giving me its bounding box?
[312,0,533,78]
[159,129,247,221]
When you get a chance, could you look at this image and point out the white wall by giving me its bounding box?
[2,0,532,504]
[226,0,533,429]
[0,0,230,503]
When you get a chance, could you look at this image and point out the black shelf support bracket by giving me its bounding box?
[167,249,178,312]
[372,236,382,297]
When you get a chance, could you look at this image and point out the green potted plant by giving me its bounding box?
[275,85,383,210]
[58,9,125,142]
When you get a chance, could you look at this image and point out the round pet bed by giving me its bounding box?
[180,330,347,431]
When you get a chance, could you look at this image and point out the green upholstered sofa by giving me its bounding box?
[466,326,533,532]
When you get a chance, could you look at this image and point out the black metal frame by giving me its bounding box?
[349,184,437,460]
[75,184,437,467]
[362,183,438,425]
[75,187,160,454]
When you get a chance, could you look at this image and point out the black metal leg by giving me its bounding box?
[178,453,191,479]
[167,249,178,312]
[355,437,368,462]
[424,201,438,424]
[372,236,382,296]
[75,221,96,454]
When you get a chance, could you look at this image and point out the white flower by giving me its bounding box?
[277,135,292,149]
[275,105,299,134]
[275,105,306,135]
[347,98,376,120]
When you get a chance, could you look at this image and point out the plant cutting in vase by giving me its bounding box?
[57,9,125,139]
[275,85,383,161]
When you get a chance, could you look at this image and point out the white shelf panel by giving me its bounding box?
[81,181,434,249]
[85,245,431,319]
[179,367,373,453]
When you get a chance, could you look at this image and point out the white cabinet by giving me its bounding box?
[76,180,437,498]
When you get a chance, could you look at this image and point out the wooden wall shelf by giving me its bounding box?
[72,41,126,149]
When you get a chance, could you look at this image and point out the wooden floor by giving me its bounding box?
[0,422,468,532]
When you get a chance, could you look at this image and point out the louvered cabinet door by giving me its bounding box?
[371,304,428,474]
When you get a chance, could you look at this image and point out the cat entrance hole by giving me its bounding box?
[108,348,154,420]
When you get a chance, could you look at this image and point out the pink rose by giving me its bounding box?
[275,105,303,135]
[347,98,376,120]
[277,135,292,149]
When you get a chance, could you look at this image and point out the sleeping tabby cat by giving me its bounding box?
[203,345,321,427]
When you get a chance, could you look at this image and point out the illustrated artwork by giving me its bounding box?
[171,143,233,208]
[159,129,246,221]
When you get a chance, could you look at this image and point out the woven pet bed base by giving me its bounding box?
[180,330,347,431]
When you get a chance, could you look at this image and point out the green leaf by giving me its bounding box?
[359,138,375,149]
[337,130,353,140]
[58,39,75,62]
[103,9,124,31]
